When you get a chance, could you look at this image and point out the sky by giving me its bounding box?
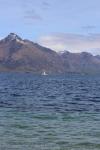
[1,0,100,54]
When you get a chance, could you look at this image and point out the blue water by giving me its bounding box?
[0,73,100,150]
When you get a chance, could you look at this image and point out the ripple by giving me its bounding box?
[0,73,100,149]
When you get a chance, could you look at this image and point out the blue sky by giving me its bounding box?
[1,0,100,54]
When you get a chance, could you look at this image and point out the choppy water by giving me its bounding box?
[0,73,100,150]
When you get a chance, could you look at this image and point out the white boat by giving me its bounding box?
[42,71,48,75]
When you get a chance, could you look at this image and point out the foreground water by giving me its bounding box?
[0,73,100,150]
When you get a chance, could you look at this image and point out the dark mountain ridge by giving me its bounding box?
[0,33,100,74]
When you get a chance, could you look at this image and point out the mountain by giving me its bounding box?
[60,51,100,73]
[0,33,64,73]
[0,33,100,74]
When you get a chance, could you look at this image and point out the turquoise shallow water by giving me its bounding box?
[0,73,100,150]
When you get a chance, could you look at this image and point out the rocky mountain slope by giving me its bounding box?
[0,33,100,74]
[0,33,64,73]
[61,51,100,73]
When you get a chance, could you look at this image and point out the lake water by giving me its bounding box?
[0,73,100,150]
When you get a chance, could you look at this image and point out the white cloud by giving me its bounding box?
[38,33,100,55]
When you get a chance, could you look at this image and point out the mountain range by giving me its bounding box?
[0,33,100,74]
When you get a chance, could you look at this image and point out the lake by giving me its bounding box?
[0,73,100,150]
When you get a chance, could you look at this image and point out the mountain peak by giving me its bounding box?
[0,33,23,43]
[7,33,22,41]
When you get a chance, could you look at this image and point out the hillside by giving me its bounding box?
[0,33,100,74]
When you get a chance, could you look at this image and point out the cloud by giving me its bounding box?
[41,1,51,10]
[42,1,50,7]
[82,25,97,33]
[82,25,96,30]
[16,0,43,23]
[38,33,100,55]
[24,9,43,21]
